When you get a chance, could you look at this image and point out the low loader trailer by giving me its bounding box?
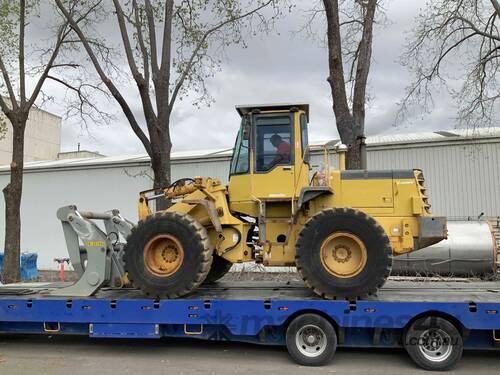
[0,279,499,371]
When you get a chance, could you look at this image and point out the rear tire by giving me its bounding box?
[203,254,233,284]
[296,208,392,299]
[404,316,463,371]
[124,212,213,298]
[285,313,337,366]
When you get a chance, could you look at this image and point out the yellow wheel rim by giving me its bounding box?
[320,232,367,278]
[143,234,184,277]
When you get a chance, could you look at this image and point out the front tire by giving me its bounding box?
[285,313,337,366]
[124,212,213,298]
[296,208,392,299]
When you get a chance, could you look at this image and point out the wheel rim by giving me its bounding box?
[320,232,368,278]
[143,234,184,277]
[417,329,453,363]
[295,324,328,358]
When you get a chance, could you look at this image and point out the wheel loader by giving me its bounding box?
[124,103,447,299]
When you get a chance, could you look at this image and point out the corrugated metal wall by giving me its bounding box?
[367,142,500,217]
[172,160,230,183]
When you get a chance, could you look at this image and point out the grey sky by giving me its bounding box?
[45,1,459,156]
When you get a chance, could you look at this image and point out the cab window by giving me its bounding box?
[255,115,292,172]
[229,124,249,175]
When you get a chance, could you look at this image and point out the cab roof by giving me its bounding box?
[235,103,310,120]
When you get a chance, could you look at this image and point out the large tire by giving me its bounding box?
[296,208,392,299]
[404,316,463,371]
[123,212,213,298]
[285,313,337,366]
[203,254,233,284]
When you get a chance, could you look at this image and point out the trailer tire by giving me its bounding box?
[124,212,213,298]
[285,313,337,366]
[404,316,463,371]
[203,254,233,284]
[296,208,392,299]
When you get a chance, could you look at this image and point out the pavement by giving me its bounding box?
[0,335,498,375]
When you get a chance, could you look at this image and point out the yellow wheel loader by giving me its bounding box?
[124,103,447,299]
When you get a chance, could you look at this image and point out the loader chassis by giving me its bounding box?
[130,103,446,299]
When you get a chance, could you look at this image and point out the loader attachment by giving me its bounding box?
[48,205,135,297]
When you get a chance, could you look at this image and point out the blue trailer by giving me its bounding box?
[0,280,499,371]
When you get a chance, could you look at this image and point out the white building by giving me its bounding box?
[0,127,499,269]
[0,107,62,165]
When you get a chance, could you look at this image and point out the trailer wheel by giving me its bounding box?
[124,212,213,298]
[203,254,233,284]
[285,314,337,366]
[296,208,392,299]
[404,316,463,371]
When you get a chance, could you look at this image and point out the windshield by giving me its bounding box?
[229,121,249,175]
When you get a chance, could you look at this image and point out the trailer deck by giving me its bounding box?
[0,280,499,369]
[3,279,500,301]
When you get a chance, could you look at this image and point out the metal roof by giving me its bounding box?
[235,103,310,120]
[311,127,500,147]
[1,127,498,173]
[366,127,500,146]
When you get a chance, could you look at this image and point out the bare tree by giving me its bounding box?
[55,0,281,190]
[0,1,97,283]
[313,0,378,169]
[399,0,500,129]
[0,0,65,283]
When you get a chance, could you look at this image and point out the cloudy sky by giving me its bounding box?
[41,1,459,156]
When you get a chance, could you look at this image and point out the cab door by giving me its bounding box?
[251,114,295,199]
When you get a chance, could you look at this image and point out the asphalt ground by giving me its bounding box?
[0,334,498,375]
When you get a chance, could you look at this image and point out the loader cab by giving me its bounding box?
[228,104,310,217]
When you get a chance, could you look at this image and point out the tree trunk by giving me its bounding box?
[323,0,376,170]
[150,133,172,212]
[2,119,26,284]
[150,121,172,190]
[336,115,364,170]
[151,146,171,190]
[346,136,363,170]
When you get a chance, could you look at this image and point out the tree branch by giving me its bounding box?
[453,15,500,41]
[168,0,273,112]
[352,0,377,123]
[19,0,26,106]
[323,0,350,122]
[26,23,70,110]
[156,0,173,113]
[112,0,159,138]
[132,0,150,85]
[145,0,160,83]
[0,93,12,116]
[0,55,19,111]
[55,0,153,157]
[490,0,500,17]
[112,0,143,83]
